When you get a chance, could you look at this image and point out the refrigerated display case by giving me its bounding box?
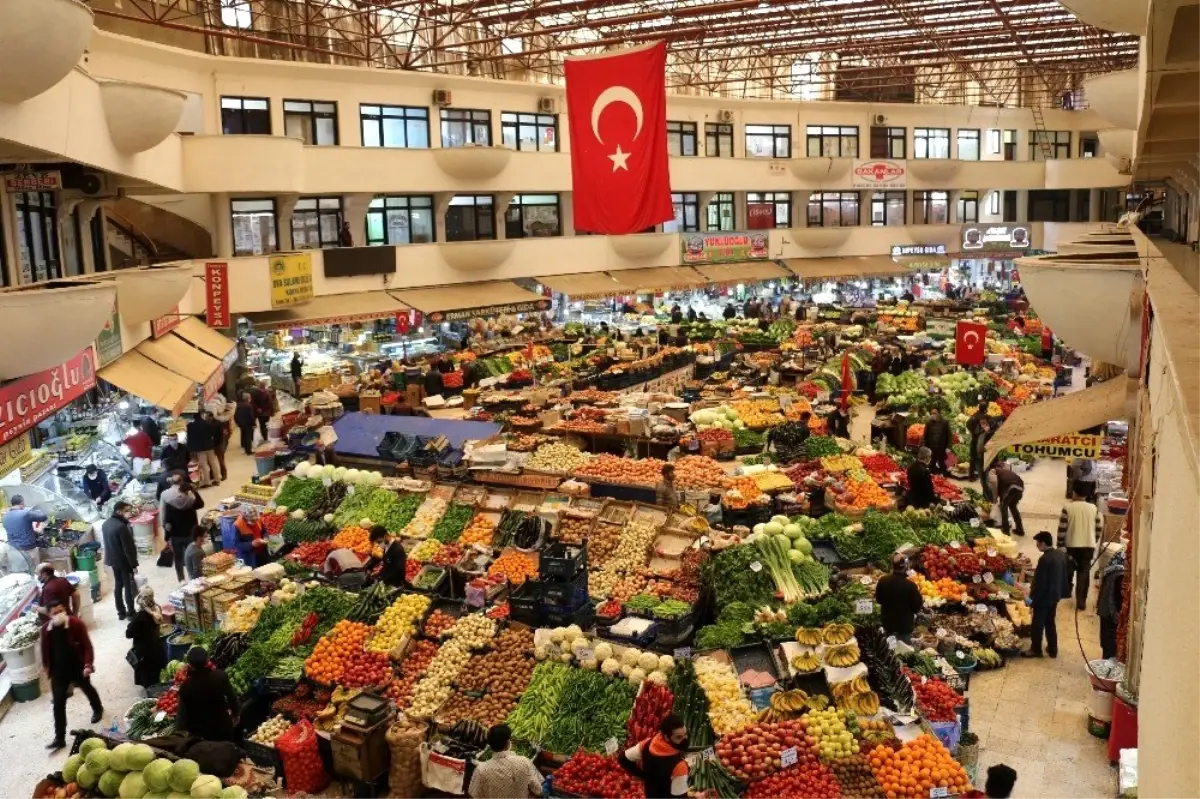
[0,544,37,632]
[1,482,101,531]
[50,437,137,493]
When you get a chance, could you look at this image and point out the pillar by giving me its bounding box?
[211,193,233,258]
[561,193,575,237]
[698,191,716,231]
[433,193,454,243]
[494,192,516,240]
[1088,189,1101,223]
[341,193,374,245]
[275,194,299,251]
[733,191,747,230]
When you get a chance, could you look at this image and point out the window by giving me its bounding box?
[61,210,83,277]
[220,96,270,135]
[505,195,561,238]
[12,191,58,283]
[1080,136,1099,158]
[705,123,733,157]
[292,197,343,249]
[913,128,950,159]
[807,192,860,227]
[1002,129,1017,161]
[1029,130,1070,161]
[987,129,1001,154]
[958,191,979,223]
[361,105,430,148]
[667,121,698,156]
[870,126,906,159]
[441,109,492,147]
[283,100,338,145]
[912,191,949,224]
[987,191,1000,215]
[746,125,791,158]
[957,129,980,160]
[446,195,495,242]
[230,198,277,256]
[707,193,735,231]
[367,196,435,245]
[871,192,906,226]
[220,0,252,28]
[1076,189,1092,221]
[806,126,859,157]
[501,112,557,151]
[747,192,791,228]
[664,193,700,233]
[1027,190,1071,221]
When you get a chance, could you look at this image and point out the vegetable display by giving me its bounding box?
[540,669,637,754]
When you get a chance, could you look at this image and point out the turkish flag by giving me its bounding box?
[564,42,674,235]
[395,311,410,334]
[956,320,988,366]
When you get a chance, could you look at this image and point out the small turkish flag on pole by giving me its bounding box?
[564,42,674,234]
[956,320,988,366]
[840,352,852,411]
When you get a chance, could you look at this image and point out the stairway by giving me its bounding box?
[109,197,214,262]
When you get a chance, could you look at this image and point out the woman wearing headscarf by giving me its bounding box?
[234,506,266,567]
[176,646,240,742]
[125,586,166,691]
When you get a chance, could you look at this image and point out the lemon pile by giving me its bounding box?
[368,594,432,653]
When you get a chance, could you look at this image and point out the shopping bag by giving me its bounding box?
[157,547,175,568]
[252,426,265,448]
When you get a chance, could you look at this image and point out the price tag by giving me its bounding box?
[949,541,961,548]
[780,747,798,768]
[955,650,964,658]
[346,484,356,495]
[155,711,167,723]
[321,477,333,487]
[674,647,693,661]
[987,548,997,557]
[972,574,982,584]
[935,628,948,638]
[577,647,593,663]
[975,604,988,614]
[702,747,715,761]
[984,572,994,584]
[860,575,873,586]
[969,519,980,528]
[854,599,874,615]
[886,636,898,649]
[921,676,929,685]
[931,787,950,799]
[605,738,619,756]
[750,561,763,573]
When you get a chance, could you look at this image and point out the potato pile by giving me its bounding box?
[574,454,665,487]
[556,515,593,544]
[436,628,535,728]
[590,518,660,599]
[528,441,592,473]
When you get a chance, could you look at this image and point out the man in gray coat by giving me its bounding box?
[101,501,138,620]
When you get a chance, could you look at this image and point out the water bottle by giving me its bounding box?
[109,716,120,735]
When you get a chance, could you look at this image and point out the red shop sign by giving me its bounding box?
[0,349,97,447]
[152,306,182,339]
[205,262,230,329]
[747,203,775,230]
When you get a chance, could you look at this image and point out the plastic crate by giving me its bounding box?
[508,581,542,621]
[376,432,406,460]
[542,586,589,615]
[544,601,594,629]
[538,541,587,581]
[243,738,280,768]
[597,621,658,648]
[533,571,588,606]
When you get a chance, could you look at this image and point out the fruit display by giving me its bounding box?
[589,517,660,599]
[409,538,442,563]
[904,671,963,722]
[331,525,372,557]
[304,620,372,683]
[626,681,675,744]
[830,675,880,716]
[367,594,431,653]
[460,513,498,547]
[403,496,449,539]
[556,514,593,544]
[672,454,729,490]
[716,718,811,782]
[528,441,593,473]
[868,734,971,798]
[552,752,646,799]
[824,643,861,668]
[423,609,459,638]
[694,655,756,735]
[385,640,439,705]
[743,761,842,799]
[574,454,666,487]
[249,715,292,746]
[911,573,968,604]
[437,627,536,728]
[488,549,539,585]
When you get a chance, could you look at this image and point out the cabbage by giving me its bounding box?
[763,521,784,535]
[752,523,766,536]
[119,770,146,799]
[638,651,659,672]
[792,537,813,555]
[76,765,99,790]
[169,760,201,794]
[774,533,791,551]
[771,515,790,526]
[293,462,310,478]
[783,523,803,539]
[87,749,113,773]
[79,738,107,758]
[128,744,155,771]
[788,549,807,564]
[628,667,647,685]
[143,759,174,793]
[63,755,84,784]
[99,770,124,799]
[218,788,249,799]
[169,794,191,799]
[723,407,738,421]
[345,469,362,483]
[190,775,223,799]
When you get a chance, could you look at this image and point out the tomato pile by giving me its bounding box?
[289,541,334,568]
[261,512,286,536]
[920,546,984,582]
[552,752,645,799]
[743,760,842,799]
[858,453,901,482]
[385,640,439,706]
[626,682,674,744]
[716,719,816,783]
[154,688,179,715]
[337,648,392,687]
[903,669,963,721]
[424,609,458,637]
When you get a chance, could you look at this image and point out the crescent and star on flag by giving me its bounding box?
[590,85,644,172]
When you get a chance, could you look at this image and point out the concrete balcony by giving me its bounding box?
[0,0,93,104]
[1058,0,1148,35]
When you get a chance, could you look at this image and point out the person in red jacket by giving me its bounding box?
[41,601,104,749]
[123,421,154,460]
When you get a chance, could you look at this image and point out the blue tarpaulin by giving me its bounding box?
[331,412,502,459]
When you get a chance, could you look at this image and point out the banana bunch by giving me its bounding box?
[757,689,812,722]
[795,627,823,646]
[975,648,1002,668]
[831,678,880,715]
[805,694,830,711]
[791,652,821,673]
[847,690,880,716]
[824,643,861,667]
[822,623,855,645]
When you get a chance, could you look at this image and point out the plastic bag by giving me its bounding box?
[420,742,468,795]
[386,719,427,798]
[275,719,330,794]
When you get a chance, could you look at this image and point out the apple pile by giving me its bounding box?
[715,719,816,783]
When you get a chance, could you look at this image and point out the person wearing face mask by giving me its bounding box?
[101,501,139,621]
[41,601,104,750]
[35,563,78,619]
[619,714,690,798]
[159,433,190,473]
[125,586,167,691]
[81,465,112,506]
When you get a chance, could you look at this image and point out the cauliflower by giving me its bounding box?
[646,671,668,686]
[594,642,614,662]
[601,658,622,677]
[628,668,647,685]
[638,652,659,672]
[621,649,642,668]
[658,655,675,673]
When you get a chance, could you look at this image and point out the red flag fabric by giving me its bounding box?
[956,320,988,366]
[395,311,410,334]
[564,42,674,234]
[840,352,852,411]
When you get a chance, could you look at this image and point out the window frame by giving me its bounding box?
[1028,130,1071,161]
[13,190,59,283]
[869,126,906,159]
[957,190,980,224]
[913,127,951,159]
[956,129,981,161]
[806,125,859,158]
[745,124,791,159]
[870,191,907,226]
[291,196,344,250]
[445,195,497,242]
[705,123,734,157]
[360,104,431,149]
[500,112,558,152]
[440,108,493,148]
[667,121,699,157]
[664,193,701,233]
[504,194,562,238]
[912,190,950,225]
[806,191,860,227]
[987,129,1001,154]
[707,192,735,231]
[220,96,271,135]
[746,191,792,229]
[282,99,338,146]
[230,197,279,257]
[366,195,436,245]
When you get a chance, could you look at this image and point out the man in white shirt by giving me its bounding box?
[1057,483,1104,610]
[468,724,542,799]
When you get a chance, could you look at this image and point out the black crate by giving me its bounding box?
[542,585,589,615]
[508,581,542,619]
[376,432,405,461]
[539,541,587,581]
[544,601,594,629]
[533,571,588,606]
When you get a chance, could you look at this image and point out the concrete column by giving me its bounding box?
[494,192,516,240]
[211,193,233,258]
[433,193,454,243]
[341,193,374,245]
[560,193,575,237]
[1088,189,1101,223]
[1068,189,1080,222]
[1015,190,1029,223]
[275,194,299,251]
[798,192,816,227]
[697,192,716,231]
[734,191,747,230]
[77,199,114,274]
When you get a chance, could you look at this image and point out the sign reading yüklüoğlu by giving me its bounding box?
[1008,434,1102,459]
[681,231,769,263]
[270,253,314,309]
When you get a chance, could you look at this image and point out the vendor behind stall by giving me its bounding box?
[81,465,112,506]
[365,525,408,587]
[655,464,679,511]
[904,448,937,510]
[233,507,266,567]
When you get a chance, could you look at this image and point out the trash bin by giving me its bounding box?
[1107,689,1138,763]
[0,642,38,671]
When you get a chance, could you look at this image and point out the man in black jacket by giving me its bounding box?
[234,392,257,455]
[186,411,221,488]
[904,448,937,510]
[921,407,952,475]
[160,433,190,473]
[1025,532,1066,658]
[875,555,924,643]
[366,525,408,587]
[966,406,989,480]
[101,502,139,621]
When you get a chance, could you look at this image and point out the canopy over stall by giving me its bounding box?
[136,333,221,384]
[692,261,790,284]
[241,291,411,329]
[173,317,237,362]
[786,256,912,280]
[98,351,196,414]
[537,272,628,300]
[985,376,1137,466]
[392,281,547,322]
[611,266,709,293]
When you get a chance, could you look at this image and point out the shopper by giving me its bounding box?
[669,304,683,324]
[251,386,274,440]
[963,764,1018,798]
[140,413,164,447]
[290,352,304,396]
[160,433,190,473]
[338,221,354,247]
[125,586,166,690]
[921,407,952,475]
[991,462,1026,537]
[1068,457,1098,501]
[829,404,851,439]
[904,448,937,510]
[160,480,205,582]
[875,555,924,643]
[966,406,989,481]
[102,501,139,621]
[468,724,542,799]
[184,528,208,581]
[974,418,994,500]
[723,303,737,320]
[36,563,79,618]
[211,398,235,482]
[1057,483,1104,610]
[175,646,239,743]
[124,420,155,467]
[655,464,679,512]
[365,525,408,588]
[229,392,256,455]
[1025,532,1066,658]
[186,411,222,488]
[619,714,690,798]
[686,306,697,323]
[41,600,104,750]
[3,495,47,569]
[81,465,112,506]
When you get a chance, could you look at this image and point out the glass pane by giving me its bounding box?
[667,132,682,156]
[293,213,319,248]
[681,135,695,156]
[363,121,381,147]
[410,210,434,242]
[316,117,336,145]
[319,212,340,244]
[502,126,517,149]
[404,120,426,148]
[366,213,385,244]
[845,137,858,157]
[775,138,790,158]
[245,99,269,111]
[473,122,491,144]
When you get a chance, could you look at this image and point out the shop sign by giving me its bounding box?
[152,306,182,339]
[205,262,230,329]
[269,253,314,309]
[94,299,123,368]
[1008,434,1102,459]
[0,349,96,447]
[681,231,769,263]
[3,170,62,192]
[746,204,775,230]
[427,299,551,324]
[851,159,906,189]
[0,433,33,478]
[961,224,1031,252]
[891,244,947,256]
